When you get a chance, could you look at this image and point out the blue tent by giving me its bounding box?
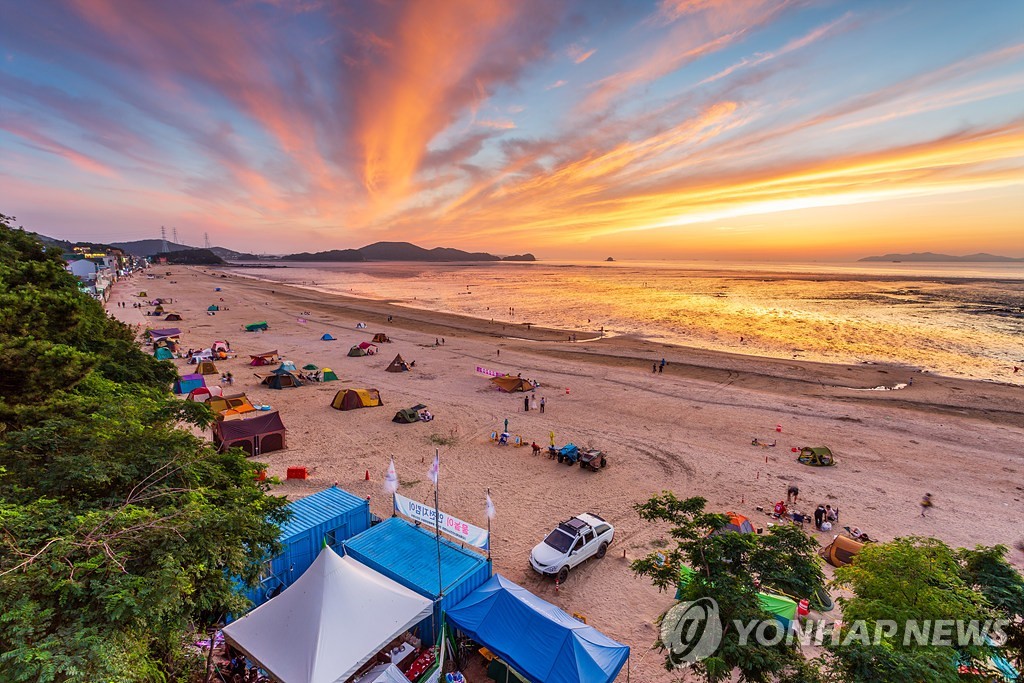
[321,333,336,341]
[446,574,629,683]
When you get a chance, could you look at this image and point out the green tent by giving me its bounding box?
[677,565,798,629]
[348,345,367,357]
[245,321,269,332]
[302,363,319,371]
[797,446,835,466]
[154,347,174,360]
[208,304,219,311]
[321,368,338,382]
[392,408,421,424]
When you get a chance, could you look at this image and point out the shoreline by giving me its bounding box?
[205,266,1024,427]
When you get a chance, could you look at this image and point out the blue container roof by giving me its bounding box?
[345,517,488,598]
[279,486,367,541]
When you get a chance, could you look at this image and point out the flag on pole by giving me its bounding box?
[485,491,496,520]
[428,452,439,486]
[384,458,399,494]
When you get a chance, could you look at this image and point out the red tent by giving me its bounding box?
[212,411,287,456]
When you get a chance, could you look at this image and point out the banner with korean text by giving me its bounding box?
[394,493,489,550]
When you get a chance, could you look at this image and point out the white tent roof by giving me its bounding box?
[358,663,409,683]
[223,547,432,683]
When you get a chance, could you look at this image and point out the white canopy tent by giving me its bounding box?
[223,546,432,683]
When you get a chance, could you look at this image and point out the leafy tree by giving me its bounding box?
[0,215,289,681]
[826,537,995,683]
[958,545,1024,669]
[632,492,826,682]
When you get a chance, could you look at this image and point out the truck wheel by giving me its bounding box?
[557,566,569,583]
[556,453,563,463]
[596,542,608,559]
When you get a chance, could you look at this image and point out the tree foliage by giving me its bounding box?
[0,215,289,681]
[826,537,1000,683]
[631,492,825,682]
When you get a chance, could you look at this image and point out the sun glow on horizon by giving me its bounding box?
[0,1,1022,259]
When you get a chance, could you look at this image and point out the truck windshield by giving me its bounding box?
[543,528,575,553]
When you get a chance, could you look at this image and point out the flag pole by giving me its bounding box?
[486,487,492,562]
[433,449,443,640]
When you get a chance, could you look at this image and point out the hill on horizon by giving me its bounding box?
[280,241,535,262]
[859,252,1024,263]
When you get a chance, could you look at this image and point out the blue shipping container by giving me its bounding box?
[344,516,492,642]
[242,486,370,607]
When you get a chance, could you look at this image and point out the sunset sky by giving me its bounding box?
[1,0,1022,259]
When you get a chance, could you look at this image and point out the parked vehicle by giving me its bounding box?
[556,443,579,465]
[529,513,615,582]
[579,449,607,472]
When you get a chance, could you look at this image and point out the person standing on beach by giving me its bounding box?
[787,485,799,504]
[530,395,538,411]
[540,396,545,413]
[652,363,657,373]
[524,396,530,412]
[920,493,933,517]
[504,418,509,433]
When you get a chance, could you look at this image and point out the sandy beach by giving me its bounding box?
[109,266,1024,682]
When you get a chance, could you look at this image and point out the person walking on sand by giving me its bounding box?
[652,363,657,373]
[530,395,538,411]
[787,484,799,504]
[920,493,933,517]
[540,396,546,413]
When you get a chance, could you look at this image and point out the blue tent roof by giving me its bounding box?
[446,574,629,683]
[321,333,336,340]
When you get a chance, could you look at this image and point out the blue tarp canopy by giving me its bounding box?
[447,574,629,683]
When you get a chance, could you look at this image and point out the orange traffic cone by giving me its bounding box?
[364,469,370,481]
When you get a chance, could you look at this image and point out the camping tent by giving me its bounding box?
[392,407,421,424]
[371,333,390,343]
[716,512,755,534]
[196,360,219,375]
[154,347,174,360]
[446,574,630,683]
[820,535,864,567]
[207,305,219,311]
[358,664,408,683]
[223,547,432,683]
[153,305,165,314]
[164,313,183,321]
[245,321,269,332]
[677,566,798,630]
[302,363,318,371]
[798,446,835,466]
[149,328,181,340]
[348,345,367,357]
[249,351,278,366]
[212,410,287,455]
[491,376,533,392]
[212,340,229,352]
[331,388,383,411]
[172,374,206,395]
[321,368,338,382]
[262,372,303,390]
[208,393,256,418]
[385,354,409,373]
[273,361,297,373]
[320,333,336,341]
[187,386,223,402]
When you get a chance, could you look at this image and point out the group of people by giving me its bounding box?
[652,358,667,373]
[523,394,546,413]
[219,372,234,386]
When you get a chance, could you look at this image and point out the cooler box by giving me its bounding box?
[286,467,308,480]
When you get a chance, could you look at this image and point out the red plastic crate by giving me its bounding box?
[286,467,308,480]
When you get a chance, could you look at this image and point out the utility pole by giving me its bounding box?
[204,232,211,249]
[172,226,178,247]
[160,226,168,253]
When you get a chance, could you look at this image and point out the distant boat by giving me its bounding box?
[605,257,615,262]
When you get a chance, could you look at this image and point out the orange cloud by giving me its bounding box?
[567,44,596,64]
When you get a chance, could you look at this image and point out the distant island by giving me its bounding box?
[859,252,1024,263]
[282,242,535,263]
[605,257,615,262]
